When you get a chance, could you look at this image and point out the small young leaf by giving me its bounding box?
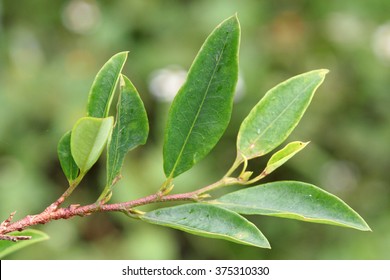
[87,51,128,118]
[237,69,328,160]
[163,15,240,178]
[71,116,114,174]
[0,230,49,259]
[213,181,371,231]
[106,75,149,187]
[264,141,309,175]
[57,131,79,183]
[141,203,270,248]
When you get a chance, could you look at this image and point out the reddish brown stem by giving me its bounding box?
[0,175,240,240]
[0,190,199,236]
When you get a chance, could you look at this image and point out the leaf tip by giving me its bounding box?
[232,13,239,22]
[318,68,330,77]
[358,221,372,232]
[302,141,310,147]
[117,50,129,58]
[219,14,240,30]
[254,239,271,249]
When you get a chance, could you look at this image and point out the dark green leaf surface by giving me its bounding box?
[71,116,114,174]
[163,15,240,178]
[57,131,79,183]
[0,230,49,259]
[141,203,270,248]
[87,51,128,118]
[213,181,371,231]
[237,70,328,160]
[106,75,149,187]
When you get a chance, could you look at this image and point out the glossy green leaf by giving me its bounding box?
[141,203,270,248]
[106,75,149,187]
[87,51,128,118]
[237,69,328,160]
[71,116,114,174]
[0,230,49,259]
[57,131,79,183]
[263,141,309,175]
[213,181,371,231]
[163,15,240,178]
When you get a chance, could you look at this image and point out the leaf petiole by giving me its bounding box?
[96,186,112,205]
[195,176,238,195]
[224,154,244,178]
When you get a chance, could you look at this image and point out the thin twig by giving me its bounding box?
[0,188,202,236]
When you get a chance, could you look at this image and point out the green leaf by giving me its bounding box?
[263,141,309,175]
[213,181,371,231]
[71,116,114,174]
[57,131,79,183]
[0,230,49,259]
[87,51,128,118]
[106,75,149,186]
[237,69,328,160]
[141,203,270,248]
[163,15,240,178]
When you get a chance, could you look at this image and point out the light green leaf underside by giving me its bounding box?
[106,74,149,187]
[57,131,79,183]
[0,230,49,259]
[213,181,370,231]
[237,69,328,160]
[163,15,240,178]
[71,116,114,174]
[141,203,270,248]
[264,141,309,175]
[87,51,128,118]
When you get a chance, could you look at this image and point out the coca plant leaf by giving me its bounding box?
[263,141,309,175]
[87,51,128,118]
[57,131,79,183]
[212,181,371,231]
[141,204,270,248]
[71,116,114,174]
[106,75,149,187]
[237,69,328,161]
[0,230,49,259]
[163,15,240,178]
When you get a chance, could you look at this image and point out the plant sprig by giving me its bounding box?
[0,15,370,258]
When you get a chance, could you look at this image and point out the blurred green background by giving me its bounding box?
[1,0,389,259]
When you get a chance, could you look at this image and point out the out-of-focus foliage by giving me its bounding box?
[0,0,389,259]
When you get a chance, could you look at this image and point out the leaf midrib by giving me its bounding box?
[102,53,127,117]
[103,66,123,117]
[108,93,123,185]
[214,200,365,229]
